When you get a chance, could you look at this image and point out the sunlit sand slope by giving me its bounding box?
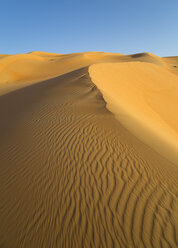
[0,52,177,247]
[89,62,178,164]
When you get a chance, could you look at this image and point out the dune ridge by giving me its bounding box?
[0,52,177,247]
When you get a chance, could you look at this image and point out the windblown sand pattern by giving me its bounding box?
[0,52,177,247]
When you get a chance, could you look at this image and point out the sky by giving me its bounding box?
[0,0,178,56]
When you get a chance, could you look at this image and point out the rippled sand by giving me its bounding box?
[0,52,177,247]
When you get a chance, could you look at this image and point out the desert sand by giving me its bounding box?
[0,51,177,247]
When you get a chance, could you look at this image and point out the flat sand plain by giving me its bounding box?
[0,52,177,247]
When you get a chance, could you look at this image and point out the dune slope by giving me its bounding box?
[89,62,178,164]
[0,52,177,248]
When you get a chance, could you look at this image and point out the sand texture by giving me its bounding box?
[0,52,177,247]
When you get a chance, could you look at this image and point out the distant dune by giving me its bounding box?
[0,51,177,247]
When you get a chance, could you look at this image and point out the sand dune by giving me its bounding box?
[0,52,177,247]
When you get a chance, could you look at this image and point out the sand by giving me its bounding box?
[0,52,177,247]
[89,62,178,164]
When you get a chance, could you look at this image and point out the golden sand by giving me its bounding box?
[89,61,178,164]
[0,52,177,247]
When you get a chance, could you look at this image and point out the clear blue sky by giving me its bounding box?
[0,0,178,56]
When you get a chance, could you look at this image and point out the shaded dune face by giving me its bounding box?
[0,66,177,248]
